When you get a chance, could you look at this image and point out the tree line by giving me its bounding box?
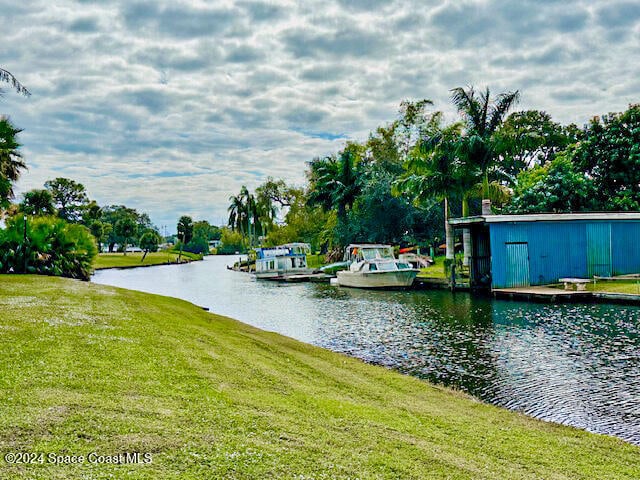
[227,86,640,263]
[1,68,226,278]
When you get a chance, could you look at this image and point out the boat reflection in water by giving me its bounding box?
[336,244,419,289]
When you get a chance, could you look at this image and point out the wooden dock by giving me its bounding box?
[493,286,640,305]
[282,273,332,283]
[413,278,470,290]
[493,286,592,302]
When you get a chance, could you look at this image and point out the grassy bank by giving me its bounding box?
[0,276,638,479]
[588,279,640,295]
[94,251,202,270]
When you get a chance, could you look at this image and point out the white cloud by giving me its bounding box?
[1,0,638,231]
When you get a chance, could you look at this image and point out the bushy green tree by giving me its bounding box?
[115,216,137,255]
[573,104,640,210]
[506,155,598,213]
[139,230,161,260]
[344,164,438,246]
[265,194,332,253]
[100,205,146,252]
[82,200,102,226]
[0,215,97,280]
[89,221,109,252]
[496,110,578,180]
[217,228,245,254]
[192,221,214,242]
[184,237,209,254]
[183,220,218,254]
[44,177,89,222]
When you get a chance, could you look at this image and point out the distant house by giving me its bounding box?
[450,213,640,289]
[209,240,221,248]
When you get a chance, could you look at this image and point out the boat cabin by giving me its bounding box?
[254,243,312,278]
[344,244,395,263]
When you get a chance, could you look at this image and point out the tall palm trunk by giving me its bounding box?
[462,195,471,267]
[444,198,454,260]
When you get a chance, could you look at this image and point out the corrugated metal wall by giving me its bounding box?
[489,220,640,288]
[586,223,612,277]
[505,243,530,287]
[612,223,640,275]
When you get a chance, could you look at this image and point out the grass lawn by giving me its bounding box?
[94,251,203,270]
[587,279,640,295]
[417,256,470,280]
[417,255,448,279]
[0,275,638,479]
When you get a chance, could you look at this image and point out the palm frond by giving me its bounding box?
[488,91,520,134]
[479,87,490,136]
[467,180,512,206]
[451,86,481,131]
[0,68,30,97]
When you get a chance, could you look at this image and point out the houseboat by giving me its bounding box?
[335,244,419,288]
[253,243,313,280]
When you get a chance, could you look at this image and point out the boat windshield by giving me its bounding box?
[290,245,311,255]
[377,261,396,271]
[360,247,394,261]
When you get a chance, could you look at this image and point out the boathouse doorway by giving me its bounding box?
[586,223,612,277]
[470,225,491,289]
[505,242,530,288]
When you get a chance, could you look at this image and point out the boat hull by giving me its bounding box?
[335,270,417,289]
[255,269,315,280]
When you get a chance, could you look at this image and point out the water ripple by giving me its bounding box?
[93,256,640,445]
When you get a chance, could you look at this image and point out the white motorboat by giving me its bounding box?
[335,244,419,288]
[253,243,313,280]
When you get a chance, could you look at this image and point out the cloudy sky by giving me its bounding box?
[1,0,638,231]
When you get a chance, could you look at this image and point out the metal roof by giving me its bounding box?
[449,212,640,227]
[345,244,393,248]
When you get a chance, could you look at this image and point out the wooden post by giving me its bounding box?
[450,264,456,292]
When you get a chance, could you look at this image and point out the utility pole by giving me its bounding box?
[23,215,28,273]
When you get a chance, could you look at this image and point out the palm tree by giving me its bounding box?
[451,86,520,204]
[395,121,469,259]
[307,147,361,220]
[0,118,26,207]
[451,86,519,266]
[20,189,56,216]
[0,68,30,97]
[335,149,360,218]
[228,186,262,247]
[307,155,341,212]
[228,192,247,236]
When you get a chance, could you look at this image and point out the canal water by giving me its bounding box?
[92,255,640,445]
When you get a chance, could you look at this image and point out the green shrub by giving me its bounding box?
[306,254,326,269]
[139,231,160,253]
[0,215,97,280]
[217,228,245,254]
[184,236,209,254]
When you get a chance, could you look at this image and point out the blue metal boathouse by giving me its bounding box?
[449,213,640,289]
